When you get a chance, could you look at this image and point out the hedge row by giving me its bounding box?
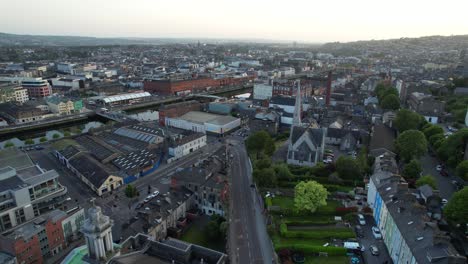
[277,177,358,188]
[274,243,347,256]
[282,219,337,226]
[280,224,355,240]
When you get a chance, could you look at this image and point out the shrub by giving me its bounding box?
[25,139,34,145]
[4,141,14,148]
[52,133,60,139]
[335,207,358,215]
[39,137,47,143]
[280,223,287,236]
[281,227,355,240]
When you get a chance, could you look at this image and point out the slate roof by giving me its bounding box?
[291,126,324,147]
[369,124,396,154]
[269,96,296,106]
[326,127,360,140]
[58,145,83,160]
[69,154,114,188]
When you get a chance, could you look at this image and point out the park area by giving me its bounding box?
[267,195,359,264]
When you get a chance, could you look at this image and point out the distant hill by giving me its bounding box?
[0,32,292,47]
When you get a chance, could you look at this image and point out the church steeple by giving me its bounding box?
[292,79,302,126]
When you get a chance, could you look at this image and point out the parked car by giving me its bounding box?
[34,145,44,150]
[372,226,382,239]
[355,226,364,238]
[358,214,366,225]
[153,191,160,196]
[436,165,442,171]
[370,245,379,256]
[440,170,449,177]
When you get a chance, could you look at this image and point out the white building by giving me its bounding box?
[166,111,241,135]
[253,83,273,100]
[57,63,76,74]
[168,133,206,162]
[51,77,82,90]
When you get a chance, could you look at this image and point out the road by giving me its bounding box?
[228,136,275,264]
[358,214,392,264]
[420,153,456,199]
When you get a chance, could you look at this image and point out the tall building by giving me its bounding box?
[0,84,29,104]
[21,78,52,98]
[0,148,67,232]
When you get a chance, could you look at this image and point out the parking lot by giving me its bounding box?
[357,214,392,264]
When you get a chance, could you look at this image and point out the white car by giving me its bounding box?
[441,198,448,205]
[153,191,160,196]
[436,165,442,171]
[358,214,366,225]
[372,226,382,239]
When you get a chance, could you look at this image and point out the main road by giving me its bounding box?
[228,136,275,264]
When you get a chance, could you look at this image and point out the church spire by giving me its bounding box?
[292,79,302,126]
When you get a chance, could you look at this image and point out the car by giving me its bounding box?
[372,226,382,239]
[441,198,448,205]
[440,170,449,177]
[323,159,332,164]
[436,165,442,171]
[354,226,364,238]
[153,191,160,196]
[143,198,150,203]
[34,145,44,150]
[358,214,366,225]
[370,245,379,256]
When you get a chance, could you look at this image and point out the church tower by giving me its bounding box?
[81,201,114,262]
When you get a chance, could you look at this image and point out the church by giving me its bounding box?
[286,81,326,167]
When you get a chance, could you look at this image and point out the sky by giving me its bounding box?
[1,0,467,43]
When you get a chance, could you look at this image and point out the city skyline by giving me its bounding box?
[2,0,468,43]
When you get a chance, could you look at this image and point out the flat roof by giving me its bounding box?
[179,111,239,126]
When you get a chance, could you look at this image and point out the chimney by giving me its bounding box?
[397,182,408,192]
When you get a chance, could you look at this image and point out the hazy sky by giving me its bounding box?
[2,0,467,43]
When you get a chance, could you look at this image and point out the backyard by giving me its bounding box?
[179,215,226,252]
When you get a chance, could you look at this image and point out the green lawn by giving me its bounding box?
[271,196,295,209]
[180,223,225,252]
[305,255,349,264]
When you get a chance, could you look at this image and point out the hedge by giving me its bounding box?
[274,243,347,256]
[283,219,337,226]
[280,224,355,240]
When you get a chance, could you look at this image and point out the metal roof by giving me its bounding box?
[102,92,151,103]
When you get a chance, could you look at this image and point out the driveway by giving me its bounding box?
[357,214,392,264]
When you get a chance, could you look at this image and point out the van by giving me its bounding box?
[358,214,366,225]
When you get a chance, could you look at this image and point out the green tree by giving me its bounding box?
[246,130,271,158]
[274,163,293,181]
[380,94,400,110]
[416,175,437,189]
[356,147,370,175]
[39,137,47,143]
[264,136,276,156]
[423,125,444,140]
[64,131,71,137]
[437,129,468,167]
[25,139,34,145]
[444,187,468,224]
[396,130,428,162]
[4,141,14,148]
[253,168,277,187]
[294,181,328,213]
[256,158,271,170]
[52,133,60,139]
[205,220,220,240]
[125,184,137,198]
[428,134,444,146]
[219,221,228,238]
[456,160,468,181]
[394,109,425,133]
[335,156,361,180]
[402,160,422,179]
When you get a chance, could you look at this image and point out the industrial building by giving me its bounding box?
[96,92,151,107]
[165,111,241,135]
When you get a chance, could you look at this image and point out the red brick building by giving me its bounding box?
[21,79,52,98]
[0,210,68,264]
[158,100,202,126]
[144,76,254,95]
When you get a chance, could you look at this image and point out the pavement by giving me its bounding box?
[227,136,275,264]
[357,214,392,264]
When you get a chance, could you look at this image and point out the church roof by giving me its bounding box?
[291,126,324,147]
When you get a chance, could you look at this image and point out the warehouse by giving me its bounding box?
[165,111,240,135]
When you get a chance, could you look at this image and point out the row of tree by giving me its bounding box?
[375,83,400,110]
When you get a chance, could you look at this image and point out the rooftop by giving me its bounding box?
[178,111,238,126]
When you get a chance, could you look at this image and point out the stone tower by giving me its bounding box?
[81,203,114,262]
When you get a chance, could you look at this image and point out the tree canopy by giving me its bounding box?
[246,130,275,158]
[380,94,400,110]
[253,168,277,187]
[402,160,422,179]
[294,181,328,213]
[456,160,468,181]
[396,130,428,162]
[394,109,425,133]
[444,187,468,224]
[416,175,437,190]
[335,156,362,180]
[437,128,468,167]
